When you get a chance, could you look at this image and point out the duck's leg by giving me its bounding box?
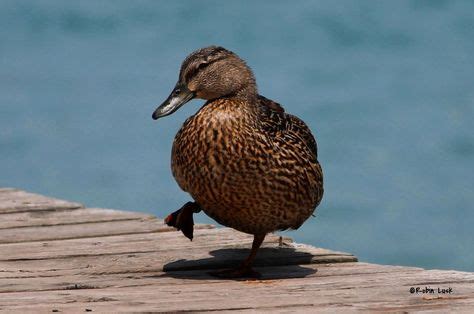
[210,233,266,278]
[164,201,202,241]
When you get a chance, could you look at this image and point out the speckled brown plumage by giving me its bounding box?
[153,46,323,277]
[172,97,323,234]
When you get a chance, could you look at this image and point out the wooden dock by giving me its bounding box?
[0,188,473,312]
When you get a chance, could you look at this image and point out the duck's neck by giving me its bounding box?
[222,84,258,104]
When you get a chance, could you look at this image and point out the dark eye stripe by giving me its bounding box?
[184,55,227,82]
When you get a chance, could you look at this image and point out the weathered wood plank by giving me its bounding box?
[0,263,472,312]
[0,242,356,283]
[0,262,423,293]
[0,189,83,214]
[0,207,153,229]
[0,228,271,260]
[0,261,415,282]
[0,188,18,193]
[0,188,472,313]
[0,215,214,244]
[5,298,474,314]
[0,228,353,266]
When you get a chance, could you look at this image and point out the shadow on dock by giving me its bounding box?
[163,247,317,280]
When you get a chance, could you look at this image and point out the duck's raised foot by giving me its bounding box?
[164,202,201,241]
[208,267,261,279]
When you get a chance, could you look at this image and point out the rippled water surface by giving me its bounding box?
[1,1,473,271]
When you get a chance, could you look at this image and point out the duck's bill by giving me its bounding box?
[152,83,195,120]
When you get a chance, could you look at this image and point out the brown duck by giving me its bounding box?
[152,46,323,277]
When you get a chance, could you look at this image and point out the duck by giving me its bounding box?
[152,46,323,278]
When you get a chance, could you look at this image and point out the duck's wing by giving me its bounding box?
[257,95,323,222]
[257,94,285,113]
[257,95,318,159]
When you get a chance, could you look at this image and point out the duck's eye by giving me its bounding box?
[185,61,212,82]
[173,88,181,96]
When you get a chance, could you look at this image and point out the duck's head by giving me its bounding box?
[152,46,256,120]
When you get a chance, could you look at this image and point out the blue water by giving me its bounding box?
[1,1,473,271]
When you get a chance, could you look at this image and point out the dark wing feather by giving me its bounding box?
[257,95,318,159]
[257,95,324,223]
[257,95,285,113]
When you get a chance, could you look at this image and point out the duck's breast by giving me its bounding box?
[171,99,323,234]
